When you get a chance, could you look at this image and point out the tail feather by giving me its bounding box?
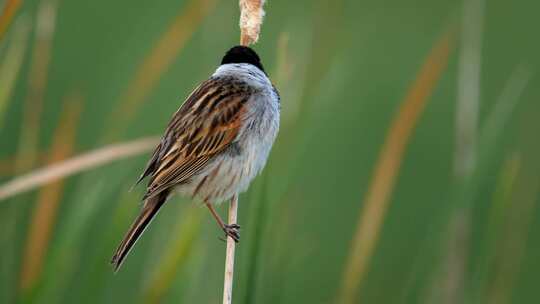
[111,191,169,272]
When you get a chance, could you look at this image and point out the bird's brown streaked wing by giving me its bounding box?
[134,142,163,186]
[142,78,253,199]
[134,81,212,186]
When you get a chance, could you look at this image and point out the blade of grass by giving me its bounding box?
[0,0,23,42]
[337,29,455,304]
[240,169,269,304]
[470,153,521,303]
[438,0,484,301]
[142,207,202,304]
[291,0,344,128]
[480,64,532,148]
[0,17,30,301]
[0,16,30,128]
[19,95,82,294]
[487,157,539,304]
[271,0,345,204]
[454,0,484,178]
[424,64,531,304]
[0,136,159,201]
[36,179,107,304]
[16,0,59,172]
[105,0,218,140]
[425,67,533,304]
[273,32,292,89]
[480,90,540,304]
[69,186,141,303]
[272,31,301,129]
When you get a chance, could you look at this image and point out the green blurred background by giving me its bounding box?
[1,0,539,303]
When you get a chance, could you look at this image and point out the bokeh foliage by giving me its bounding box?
[1,0,539,303]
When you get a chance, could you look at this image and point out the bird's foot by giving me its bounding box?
[222,224,240,243]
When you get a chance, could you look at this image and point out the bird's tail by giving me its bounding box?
[111,191,169,272]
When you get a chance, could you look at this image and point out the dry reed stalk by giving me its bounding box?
[0,0,22,41]
[106,0,217,139]
[337,30,455,304]
[0,137,159,201]
[19,97,82,292]
[221,1,267,303]
[16,0,59,172]
[223,195,238,304]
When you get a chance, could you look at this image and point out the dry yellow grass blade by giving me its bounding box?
[16,0,59,172]
[0,15,30,127]
[337,30,455,304]
[0,152,46,177]
[106,0,218,139]
[0,159,14,176]
[273,32,292,87]
[19,96,82,293]
[0,137,159,201]
[0,0,22,42]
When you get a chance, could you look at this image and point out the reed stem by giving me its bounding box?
[223,195,238,304]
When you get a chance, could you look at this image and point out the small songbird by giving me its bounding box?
[111,45,280,271]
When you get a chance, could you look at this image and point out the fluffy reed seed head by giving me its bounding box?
[239,0,266,46]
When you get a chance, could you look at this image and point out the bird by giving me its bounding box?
[111,45,280,272]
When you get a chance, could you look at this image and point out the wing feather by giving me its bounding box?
[138,77,252,199]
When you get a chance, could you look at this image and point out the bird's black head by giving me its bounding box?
[221,45,265,73]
